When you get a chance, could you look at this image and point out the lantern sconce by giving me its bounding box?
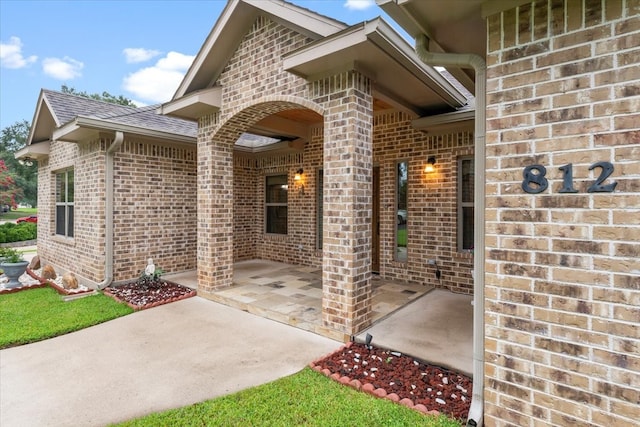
[424,156,436,173]
[294,168,305,195]
[19,157,34,167]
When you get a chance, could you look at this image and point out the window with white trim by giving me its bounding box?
[55,169,74,238]
[265,174,287,234]
[458,157,474,251]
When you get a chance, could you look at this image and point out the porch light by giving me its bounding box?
[294,168,305,195]
[424,156,436,173]
[19,157,34,167]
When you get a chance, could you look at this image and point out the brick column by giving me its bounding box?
[315,70,374,337]
[197,112,234,293]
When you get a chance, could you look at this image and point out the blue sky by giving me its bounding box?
[0,0,406,131]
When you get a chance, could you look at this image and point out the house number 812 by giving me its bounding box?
[521,162,617,194]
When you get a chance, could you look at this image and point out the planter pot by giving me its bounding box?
[1,261,29,289]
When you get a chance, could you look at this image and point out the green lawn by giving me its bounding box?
[397,228,407,247]
[0,207,37,221]
[114,367,462,427]
[0,287,133,348]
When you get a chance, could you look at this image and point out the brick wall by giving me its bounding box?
[485,1,639,425]
[112,138,197,282]
[37,135,197,286]
[37,138,107,285]
[373,112,475,293]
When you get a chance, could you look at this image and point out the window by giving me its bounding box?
[265,174,287,234]
[316,169,323,249]
[458,157,474,251]
[395,160,408,262]
[56,169,74,238]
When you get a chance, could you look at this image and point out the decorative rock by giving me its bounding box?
[339,376,351,385]
[330,372,341,381]
[373,388,387,398]
[399,398,414,407]
[385,393,400,402]
[321,369,331,376]
[349,379,362,390]
[42,264,57,280]
[28,255,41,270]
[362,383,375,394]
[428,409,440,416]
[414,404,429,413]
[61,272,78,289]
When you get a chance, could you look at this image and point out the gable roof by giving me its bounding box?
[173,0,346,99]
[28,89,196,146]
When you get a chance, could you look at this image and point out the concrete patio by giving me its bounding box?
[165,260,474,375]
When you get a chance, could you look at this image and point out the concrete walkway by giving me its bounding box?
[355,289,474,377]
[0,297,340,427]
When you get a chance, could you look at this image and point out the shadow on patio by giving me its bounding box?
[165,259,473,375]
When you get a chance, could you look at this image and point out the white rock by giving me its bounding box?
[436,398,446,405]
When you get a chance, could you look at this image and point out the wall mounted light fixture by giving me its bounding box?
[424,156,436,173]
[294,168,305,195]
[19,157,34,167]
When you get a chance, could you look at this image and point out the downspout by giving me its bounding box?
[415,34,486,427]
[97,131,124,289]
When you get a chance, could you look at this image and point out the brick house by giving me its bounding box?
[17,0,638,426]
[19,89,198,284]
[377,0,639,426]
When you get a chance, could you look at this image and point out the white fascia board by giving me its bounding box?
[53,117,196,144]
[173,0,247,99]
[365,19,468,106]
[160,87,222,120]
[283,23,369,75]
[412,109,475,131]
[15,140,50,160]
[245,0,346,38]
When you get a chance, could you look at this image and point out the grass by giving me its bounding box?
[397,228,407,247]
[0,207,37,221]
[114,367,462,427]
[0,287,133,348]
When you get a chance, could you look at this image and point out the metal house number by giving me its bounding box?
[522,162,617,194]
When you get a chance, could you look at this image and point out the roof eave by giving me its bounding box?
[283,18,468,110]
[159,87,222,121]
[53,117,196,144]
[15,140,51,161]
[173,0,347,99]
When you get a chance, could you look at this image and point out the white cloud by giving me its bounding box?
[42,56,83,80]
[123,47,161,64]
[123,51,194,103]
[344,0,375,10]
[0,36,37,69]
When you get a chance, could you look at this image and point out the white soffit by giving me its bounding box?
[284,18,469,114]
[159,87,222,121]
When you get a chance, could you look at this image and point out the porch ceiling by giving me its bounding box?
[283,18,470,118]
[377,0,490,94]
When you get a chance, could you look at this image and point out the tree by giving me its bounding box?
[0,159,23,208]
[1,86,137,209]
[0,121,36,207]
[61,85,137,107]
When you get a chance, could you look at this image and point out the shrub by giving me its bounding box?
[0,222,36,243]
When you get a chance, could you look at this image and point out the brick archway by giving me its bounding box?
[196,97,323,294]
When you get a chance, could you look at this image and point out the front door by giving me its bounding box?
[372,166,380,273]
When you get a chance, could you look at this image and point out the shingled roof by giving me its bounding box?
[29,89,196,144]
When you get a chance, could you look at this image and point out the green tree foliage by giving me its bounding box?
[1,86,137,208]
[0,120,37,207]
[61,84,137,107]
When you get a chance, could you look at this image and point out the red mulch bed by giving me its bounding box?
[103,279,196,310]
[310,342,471,423]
